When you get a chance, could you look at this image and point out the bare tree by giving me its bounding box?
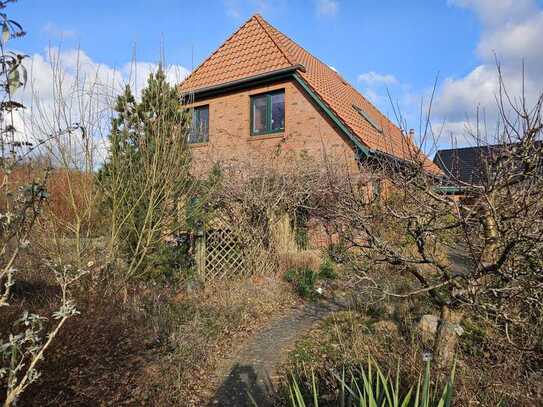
[25,45,114,269]
[319,69,543,369]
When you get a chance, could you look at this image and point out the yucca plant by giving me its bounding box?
[287,355,455,407]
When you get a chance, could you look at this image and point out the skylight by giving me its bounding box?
[352,105,382,133]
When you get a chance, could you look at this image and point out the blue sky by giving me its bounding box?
[9,0,543,152]
[13,1,480,89]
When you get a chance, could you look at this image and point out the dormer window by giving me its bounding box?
[188,105,209,144]
[251,90,285,136]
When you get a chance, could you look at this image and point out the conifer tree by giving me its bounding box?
[100,67,192,279]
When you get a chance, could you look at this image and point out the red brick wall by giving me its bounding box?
[187,79,359,174]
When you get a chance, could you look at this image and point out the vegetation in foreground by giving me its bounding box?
[1,1,542,406]
[279,301,542,406]
[1,266,297,405]
[287,357,455,407]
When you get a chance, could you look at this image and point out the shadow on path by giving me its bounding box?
[211,300,344,406]
[212,363,274,406]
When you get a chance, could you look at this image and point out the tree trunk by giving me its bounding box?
[194,229,206,279]
[481,202,498,264]
[433,304,463,370]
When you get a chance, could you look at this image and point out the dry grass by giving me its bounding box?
[1,262,298,406]
[141,275,299,405]
[280,300,543,406]
[277,249,322,275]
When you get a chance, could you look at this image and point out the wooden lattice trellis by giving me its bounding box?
[202,228,245,279]
[194,212,282,280]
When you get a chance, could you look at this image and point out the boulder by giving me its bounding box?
[419,314,439,335]
[418,314,464,339]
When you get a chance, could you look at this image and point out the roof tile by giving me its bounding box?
[180,14,439,171]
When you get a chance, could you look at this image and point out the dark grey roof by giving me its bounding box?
[434,146,489,184]
[433,142,542,184]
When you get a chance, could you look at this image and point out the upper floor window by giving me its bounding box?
[188,105,209,144]
[251,90,285,136]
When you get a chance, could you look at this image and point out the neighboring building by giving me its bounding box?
[434,145,494,185]
[179,14,434,174]
[434,142,542,186]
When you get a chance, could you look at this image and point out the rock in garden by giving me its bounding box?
[418,314,464,337]
[419,314,439,335]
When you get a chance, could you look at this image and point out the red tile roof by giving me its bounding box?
[180,16,292,91]
[180,15,439,170]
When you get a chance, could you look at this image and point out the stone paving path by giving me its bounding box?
[211,300,343,406]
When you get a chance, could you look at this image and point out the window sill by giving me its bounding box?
[188,142,209,148]
[247,133,285,141]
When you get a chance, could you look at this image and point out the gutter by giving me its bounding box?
[181,64,306,100]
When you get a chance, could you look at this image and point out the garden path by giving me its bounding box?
[211,299,345,406]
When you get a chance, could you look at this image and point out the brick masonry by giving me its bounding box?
[187,78,359,174]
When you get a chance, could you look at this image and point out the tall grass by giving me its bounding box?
[287,356,455,407]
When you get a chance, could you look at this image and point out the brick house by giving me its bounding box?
[179,14,432,175]
[179,15,437,250]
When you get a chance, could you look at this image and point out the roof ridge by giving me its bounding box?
[436,144,503,154]
[253,19,364,137]
[257,16,328,71]
[254,15,295,67]
[179,14,259,91]
[253,17,407,146]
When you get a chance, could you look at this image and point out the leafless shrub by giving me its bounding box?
[23,47,112,268]
[318,68,543,369]
[0,4,86,405]
[206,150,345,276]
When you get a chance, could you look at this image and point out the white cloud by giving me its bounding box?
[42,22,77,38]
[356,1,543,151]
[477,13,543,71]
[358,71,398,86]
[435,0,543,134]
[316,0,338,17]
[434,65,498,121]
[6,48,189,168]
[448,0,537,26]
